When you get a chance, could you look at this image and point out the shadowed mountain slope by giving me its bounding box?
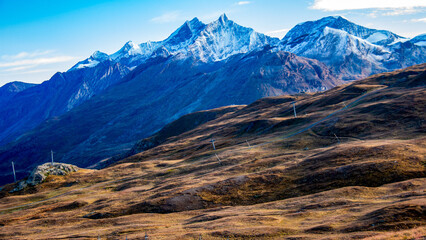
[0,62,131,146]
[0,14,277,148]
[0,81,36,106]
[0,48,339,185]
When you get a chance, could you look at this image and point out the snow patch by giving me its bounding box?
[414,41,426,47]
[110,41,143,61]
[75,59,100,69]
[366,32,388,43]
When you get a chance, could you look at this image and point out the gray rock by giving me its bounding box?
[10,162,79,193]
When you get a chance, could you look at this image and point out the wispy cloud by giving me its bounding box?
[2,65,36,72]
[19,68,56,74]
[311,0,426,11]
[0,50,77,74]
[1,50,55,61]
[266,28,290,38]
[0,68,55,76]
[150,11,181,23]
[237,1,251,5]
[382,8,421,16]
[0,56,77,68]
[368,11,378,18]
[412,17,426,22]
[366,8,423,18]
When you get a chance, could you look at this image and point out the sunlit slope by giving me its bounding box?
[0,64,425,239]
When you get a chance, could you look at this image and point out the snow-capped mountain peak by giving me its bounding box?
[69,14,278,70]
[280,19,397,80]
[183,14,279,62]
[163,17,206,48]
[218,13,229,24]
[90,51,109,60]
[110,40,142,60]
[187,17,204,31]
[283,16,405,47]
[70,51,109,70]
[69,14,420,77]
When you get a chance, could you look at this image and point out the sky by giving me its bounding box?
[0,0,425,87]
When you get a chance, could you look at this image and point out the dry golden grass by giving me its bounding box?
[0,64,425,239]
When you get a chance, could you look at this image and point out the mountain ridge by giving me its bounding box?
[71,13,279,70]
[0,14,278,147]
[282,16,405,46]
[280,16,425,80]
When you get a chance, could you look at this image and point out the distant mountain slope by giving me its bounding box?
[280,16,425,80]
[387,33,426,69]
[0,48,340,185]
[0,14,278,147]
[282,16,405,46]
[0,62,131,146]
[0,81,36,106]
[409,33,426,47]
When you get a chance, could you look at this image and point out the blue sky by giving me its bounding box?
[0,0,425,86]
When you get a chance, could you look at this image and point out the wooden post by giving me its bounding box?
[292,101,297,118]
[11,161,16,183]
[210,139,216,150]
[215,154,222,165]
[333,133,341,144]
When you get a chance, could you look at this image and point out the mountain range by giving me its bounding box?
[0,14,424,184]
[280,16,426,80]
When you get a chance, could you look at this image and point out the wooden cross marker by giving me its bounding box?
[210,138,216,150]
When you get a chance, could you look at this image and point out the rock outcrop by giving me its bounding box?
[10,163,79,192]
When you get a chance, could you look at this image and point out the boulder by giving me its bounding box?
[10,163,79,192]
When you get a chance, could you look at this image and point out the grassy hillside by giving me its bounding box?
[0,64,425,239]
